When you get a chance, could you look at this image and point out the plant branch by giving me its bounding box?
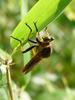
[6,64,14,100]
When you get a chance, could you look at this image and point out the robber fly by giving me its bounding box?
[11,22,54,74]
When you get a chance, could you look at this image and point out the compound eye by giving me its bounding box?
[50,37,54,42]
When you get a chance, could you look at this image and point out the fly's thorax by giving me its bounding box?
[36,41,50,53]
[40,47,51,58]
[40,41,50,47]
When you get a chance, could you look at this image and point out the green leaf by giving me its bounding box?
[10,0,72,48]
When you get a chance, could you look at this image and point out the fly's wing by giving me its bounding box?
[22,51,42,74]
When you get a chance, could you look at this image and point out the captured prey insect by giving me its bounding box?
[11,22,54,74]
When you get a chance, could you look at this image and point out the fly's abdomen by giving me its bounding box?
[22,53,42,74]
[22,47,51,74]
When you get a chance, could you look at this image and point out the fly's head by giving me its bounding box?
[43,36,54,43]
[41,30,54,47]
[36,27,54,48]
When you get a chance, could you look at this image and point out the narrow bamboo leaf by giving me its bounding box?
[10,0,72,48]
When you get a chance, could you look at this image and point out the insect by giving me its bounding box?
[11,22,54,74]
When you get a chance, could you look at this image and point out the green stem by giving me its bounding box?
[6,65,14,100]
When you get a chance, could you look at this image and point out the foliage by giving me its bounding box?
[0,0,75,100]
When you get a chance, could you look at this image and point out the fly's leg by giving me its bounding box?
[22,45,38,53]
[10,36,23,51]
[44,27,50,38]
[25,22,32,38]
[24,23,38,54]
[33,22,42,44]
[28,39,37,44]
[11,36,38,53]
[25,22,37,44]
[10,36,22,45]
[11,22,39,53]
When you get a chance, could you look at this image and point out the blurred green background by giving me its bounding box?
[0,0,75,100]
